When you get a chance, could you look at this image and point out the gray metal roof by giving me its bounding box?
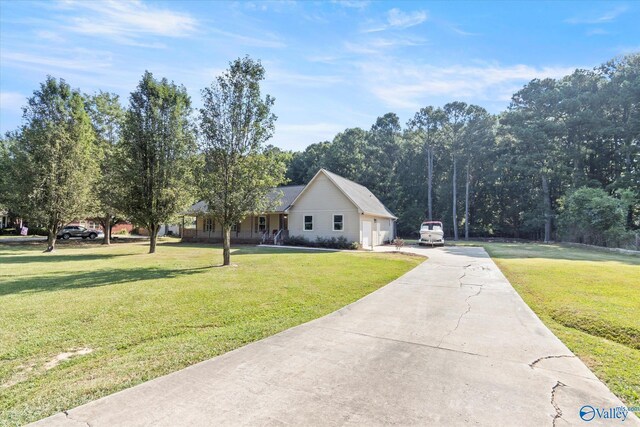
[320,169,397,219]
[184,185,305,215]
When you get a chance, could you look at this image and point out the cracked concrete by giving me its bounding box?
[550,381,566,427]
[31,246,638,426]
[437,285,483,347]
[530,355,576,369]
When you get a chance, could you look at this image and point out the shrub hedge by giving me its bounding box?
[283,235,359,250]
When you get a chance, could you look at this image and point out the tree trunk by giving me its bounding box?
[541,174,551,243]
[44,225,58,253]
[102,215,111,245]
[222,226,231,266]
[427,147,433,220]
[452,155,458,241]
[149,224,158,254]
[465,163,470,241]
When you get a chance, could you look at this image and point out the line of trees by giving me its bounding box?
[1,53,638,255]
[0,57,283,263]
[283,54,639,247]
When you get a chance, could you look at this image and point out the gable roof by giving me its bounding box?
[267,185,306,211]
[184,185,305,215]
[289,169,397,219]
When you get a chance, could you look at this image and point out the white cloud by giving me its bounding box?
[358,61,577,109]
[208,29,286,48]
[614,45,640,55]
[274,122,348,149]
[363,8,427,32]
[566,6,628,24]
[267,71,343,87]
[34,30,65,43]
[1,50,113,72]
[449,25,479,36]
[306,55,343,64]
[0,92,25,112]
[331,1,370,9]
[344,36,426,54]
[387,8,427,29]
[586,28,609,36]
[60,0,198,45]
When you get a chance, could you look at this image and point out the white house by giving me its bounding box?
[182,169,396,248]
[0,210,9,229]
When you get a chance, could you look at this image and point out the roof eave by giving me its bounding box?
[362,211,397,220]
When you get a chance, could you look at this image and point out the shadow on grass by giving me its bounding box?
[0,252,132,265]
[164,242,336,256]
[0,266,209,296]
[446,242,640,265]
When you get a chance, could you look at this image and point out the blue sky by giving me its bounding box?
[0,1,638,151]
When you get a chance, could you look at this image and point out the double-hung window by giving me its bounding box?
[333,214,343,231]
[204,218,214,232]
[304,215,313,231]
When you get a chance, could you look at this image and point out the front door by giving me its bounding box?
[279,214,289,230]
[362,221,371,248]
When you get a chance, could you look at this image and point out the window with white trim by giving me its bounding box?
[304,215,313,231]
[258,216,267,232]
[204,217,214,232]
[333,214,343,231]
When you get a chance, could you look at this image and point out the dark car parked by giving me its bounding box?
[57,226,103,240]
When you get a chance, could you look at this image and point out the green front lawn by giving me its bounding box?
[0,242,421,426]
[465,242,640,406]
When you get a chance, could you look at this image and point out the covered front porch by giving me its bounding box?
[181,212,290,244]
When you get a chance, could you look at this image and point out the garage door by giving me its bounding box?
[362,221,371,248]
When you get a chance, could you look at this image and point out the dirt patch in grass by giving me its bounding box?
[44,348,93,370]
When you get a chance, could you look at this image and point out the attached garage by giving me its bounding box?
[287,169,397,248]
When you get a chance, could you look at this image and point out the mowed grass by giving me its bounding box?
[0,241,421,426]
[467,242,640,406]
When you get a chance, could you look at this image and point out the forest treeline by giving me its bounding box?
[1,54,638,250]
[280,54,639,247]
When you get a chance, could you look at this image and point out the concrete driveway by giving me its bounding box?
[33,246,637,426]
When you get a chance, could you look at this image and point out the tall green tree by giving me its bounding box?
[119,71,196,254]
[442,102,474,241]
[600,54,640,228]
[408,106,445,221]
[363,113,402,209]
[5,77,97,252]
[558,187,626,247]
[0,133,16,210]
[323,128,368,180]
[502,78,566,242]
[198,57,285,266]
[286,141,331,184]
[460,106,495,240]
[85,91,126,245]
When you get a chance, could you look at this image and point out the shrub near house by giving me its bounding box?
[283,235,359,250]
